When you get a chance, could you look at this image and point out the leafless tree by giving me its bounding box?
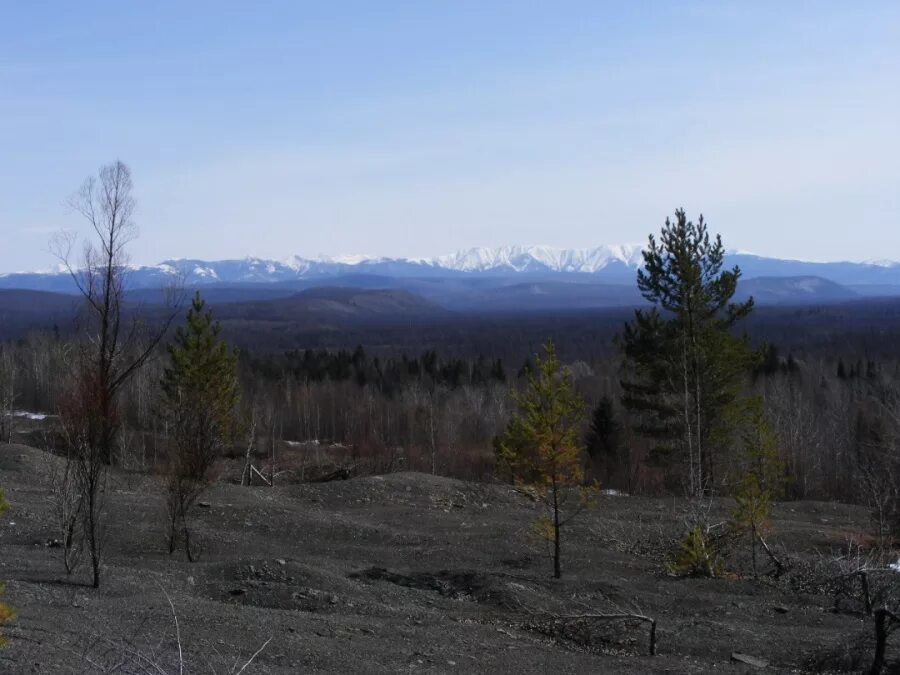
[53,160,181,464]
[50,160,182,587]
[0,346,15,443]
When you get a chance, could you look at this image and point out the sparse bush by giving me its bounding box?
[669,526,725,578]
[46,447,84,575]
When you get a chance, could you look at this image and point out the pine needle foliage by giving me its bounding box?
[619,209,755,496]
[160,292,239,560]
[496,341,595,579]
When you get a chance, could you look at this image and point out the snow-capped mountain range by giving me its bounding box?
[0,245,648,288]
[3,245,900,294]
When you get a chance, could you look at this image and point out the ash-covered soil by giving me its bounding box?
[0,443,884,673]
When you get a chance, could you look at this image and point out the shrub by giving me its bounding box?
[669,526,724,578]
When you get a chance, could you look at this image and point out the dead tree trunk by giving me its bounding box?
[870,608,899,675]
[241,413,257,487]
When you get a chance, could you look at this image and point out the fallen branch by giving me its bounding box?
[155,581,184,675]
[249,465,271,487]
[757,533,786,575]
[234,637,272,675]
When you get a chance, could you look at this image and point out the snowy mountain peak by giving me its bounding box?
[433,244,644,273]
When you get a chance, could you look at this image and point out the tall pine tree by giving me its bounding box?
[619,210,755,496]
[160,292,239,560]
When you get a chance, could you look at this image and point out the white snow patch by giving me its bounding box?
[433,244,645,273]
[317,254,374,265]
[10,410,51,421]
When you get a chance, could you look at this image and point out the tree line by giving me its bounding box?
[1,163,900,590]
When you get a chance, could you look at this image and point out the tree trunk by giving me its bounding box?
[869,609,898,675]
[87,485,101,588]
[168,509,178,554]
[553,484,561,579]
[182,508,194,563]
[751,528,758,579]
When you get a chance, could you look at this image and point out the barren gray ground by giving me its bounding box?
[0,443,882,673]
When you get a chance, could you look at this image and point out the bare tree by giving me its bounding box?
[51,160,182,587]
[0,346,15,443]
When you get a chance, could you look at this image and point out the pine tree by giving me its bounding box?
[619,210,755,496]
[495,341,595,579]
[585,396,622,479]
[728,398,786,578]
[160,292,239,560]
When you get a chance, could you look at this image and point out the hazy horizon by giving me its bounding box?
[3,2,898,271]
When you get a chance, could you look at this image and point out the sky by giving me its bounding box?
[2,1,899,272]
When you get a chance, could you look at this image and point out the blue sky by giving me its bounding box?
[2,1,899,271]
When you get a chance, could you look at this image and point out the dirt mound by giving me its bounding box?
[199,558,351,613]
[0,442,64,475]
[349,566,517,608]
[305,471,521,511]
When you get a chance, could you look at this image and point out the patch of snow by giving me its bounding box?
[317,254,375,266]
[11,410,51,420]
[432,244,645,273]
[890,559,900,572]
[192,266,219,279]
[600,489,629,497]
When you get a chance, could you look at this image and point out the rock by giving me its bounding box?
[198,501,211,508]
[229,588,247,596]
[773,605,789,614]
[731,652,768,668]
[276,558,286,566]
